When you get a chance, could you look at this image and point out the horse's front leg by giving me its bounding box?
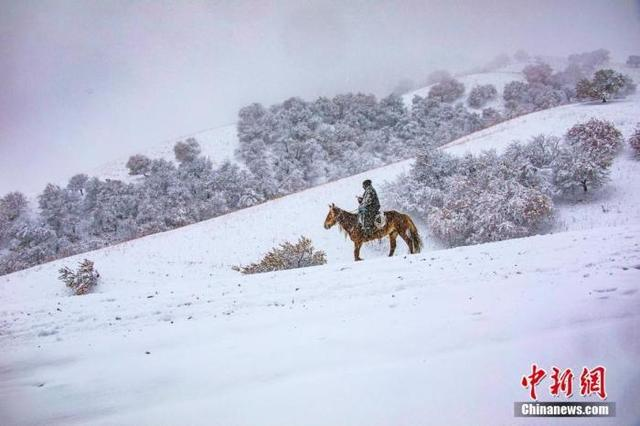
[354,241,363,261]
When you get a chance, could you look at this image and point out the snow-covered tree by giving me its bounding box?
[377,93,407,127]
[552,143,610,195]
[520,134,561,169]
[503,80,531,113]
[428,78,465,103]
[627,125,640,158]
[174,138,202,164]
[67,174,89,195]
[408,96,483,149]
[126,154,152,176]
[90,179,139,240]
[426,168,553,247]
[212,161,264,211]
[0,220,59,275]
[0,192,29,247]
[576,69,636,102]
[523,63,553,85]
[481,107,503,127]
[237,103,270,142]
[38,184,83,242]
[385,146,554,247]
[565,118,623,164]
[0,192,28,224]
[503,80,566,117]
[568,49,610,73]
[527,83,566,110]
[501,138,556,196]
[551,119,622,196]
[467,84,497,108]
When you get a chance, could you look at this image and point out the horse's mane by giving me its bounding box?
[333,206,357,239]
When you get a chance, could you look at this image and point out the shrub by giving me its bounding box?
[568,49,609,73]
[174,138,201,164]
[427,174,553,246]
[552,118,622,195]
[481,107,503,126]
[385,148,554,247]
[523,63,553,85]
[576,69,636,102]
[503,80,532,114]
[428,78,465,103]
[59,259,99,295]
[552,144,610,195]
[233,236,326,274]
[628,126,640,158]
[565,118,622,164]
[126,155,152,176]
[467,84,498,108]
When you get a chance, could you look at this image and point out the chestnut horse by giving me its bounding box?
[324,203,422,261]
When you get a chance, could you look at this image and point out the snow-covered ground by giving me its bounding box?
[2,76,640,424]
[2,225,638,425]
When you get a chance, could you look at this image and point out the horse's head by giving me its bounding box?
[324,203,338,229]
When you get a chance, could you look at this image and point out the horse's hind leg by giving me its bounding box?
[354,241,363,261]
[388,231,398,257]
[399,230,414,254]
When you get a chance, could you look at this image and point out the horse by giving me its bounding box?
[323,203,422,261]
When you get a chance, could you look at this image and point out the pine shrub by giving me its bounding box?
[234,236,326,274]
[59,259,99,295]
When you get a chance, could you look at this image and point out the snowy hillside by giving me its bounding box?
[2,74,640,424]
[85,123,239,183]
[402,70,524,110]
[85,69,523,185]
[2,224,639,425]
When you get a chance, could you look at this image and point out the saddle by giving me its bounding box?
[373,211,387,229]
[358,208,386,231]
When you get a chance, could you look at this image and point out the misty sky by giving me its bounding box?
[1,0,639,195]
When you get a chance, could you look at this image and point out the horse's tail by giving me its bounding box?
[405,215,422,254]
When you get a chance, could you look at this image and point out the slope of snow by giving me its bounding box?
[2,77,640,425]
[441,92,640,233]
[1,225,638,425]
[86,123,239,183]
[402,70,525,110]
[442,96,640,155]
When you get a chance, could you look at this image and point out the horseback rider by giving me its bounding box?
[357,179,380,236]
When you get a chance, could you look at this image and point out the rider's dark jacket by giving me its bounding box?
[359,186,380,213]
[359,185,380,234]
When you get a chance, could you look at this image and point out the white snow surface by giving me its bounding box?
[2,83,640,425]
